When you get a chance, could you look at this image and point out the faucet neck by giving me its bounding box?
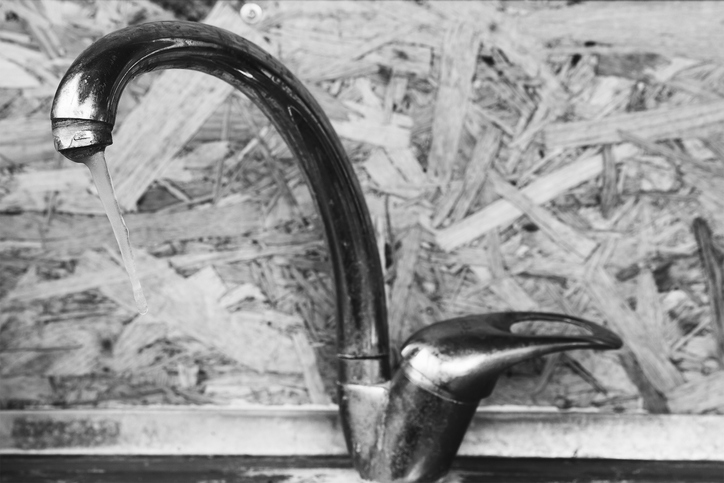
[50,21,390,385]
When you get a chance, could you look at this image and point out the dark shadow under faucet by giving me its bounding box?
[51,22,623,483]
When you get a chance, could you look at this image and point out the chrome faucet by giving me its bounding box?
[51,22,622,483]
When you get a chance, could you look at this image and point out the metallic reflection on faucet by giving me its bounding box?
[51,22,623,483]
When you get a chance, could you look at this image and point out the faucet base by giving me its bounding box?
[340,373,477,483]
[373,369,477,483]
[337,382,388,479]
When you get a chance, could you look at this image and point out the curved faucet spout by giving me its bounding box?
[50,21,390,386]
[52,21,624,483]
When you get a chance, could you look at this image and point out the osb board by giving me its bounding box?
[0,0,724,417]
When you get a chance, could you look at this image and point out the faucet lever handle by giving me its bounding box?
[466,311,623,348]
[399,312,623,403]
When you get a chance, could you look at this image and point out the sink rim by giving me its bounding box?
[1,406,722,461]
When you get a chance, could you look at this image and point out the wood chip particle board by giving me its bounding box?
[427,20,480,183]
[109,2,270,210]
[298,23,419,82]
[364,43,433,78]
[600,145,619,219]
[0,202,262,252]
[2,165,90,193]
[636,267,676,359]
[692,217,724,360]
[0,376,53,405]
[0,56,40,88]
[0,317,123,377]
[5,0,724,414]
[174,141,231,170]
[584,266,684,395]
[386,148,429,186]
[667,370,724,413]
[432,2,564,97]
[518,1,724,65]
[448,127,502,223]
[388,225,424,351]
[489,170,598,259]
[0,32,58,86]
[80,250,305,375]
[111,319,169,373]
[291,331,331,405]
[483,230,538,312]
[0,116,56,164]
[0,165,93,212]
[436,144,638,251]
[4,263,150,303]
[331,107,412,149]
[545,100,724,149]
[487,271,541,313]
[219,283,267,308]
[364,149,409,189]
[363,149,428,198]
[169,240,322,270]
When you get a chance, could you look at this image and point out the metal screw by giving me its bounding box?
[240,3,263,24]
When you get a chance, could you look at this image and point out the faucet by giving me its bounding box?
[51,22,623,483]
